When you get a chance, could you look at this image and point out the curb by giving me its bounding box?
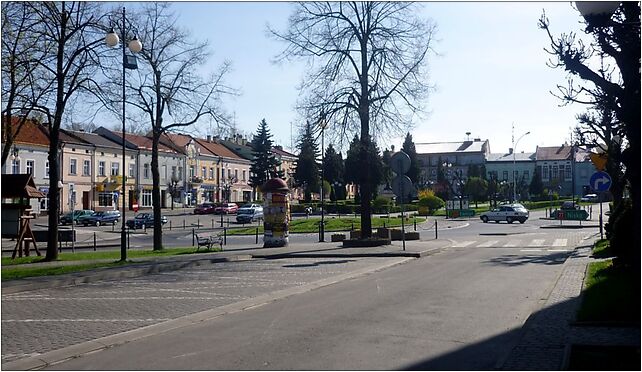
[540,225,600,229]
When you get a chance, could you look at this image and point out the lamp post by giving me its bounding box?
[105,7,142,262]
[512,128,530,202]
[318,113,328,242]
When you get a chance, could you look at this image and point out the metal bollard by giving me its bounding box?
[414,217,417,231]
[435,220,438,240]
[255,227,259,244]
[197,218,200,229]
[192,228,195,247]
[223,227,227,245]
[183,219,186,229]
[212,219,214,228]
[127,229,130,249]
[170,220,172,230]
[94,232,97,251]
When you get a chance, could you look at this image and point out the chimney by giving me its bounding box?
[474,138,481,142]
[508,148,513,154]
[207,135,211,142]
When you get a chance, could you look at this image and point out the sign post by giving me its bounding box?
[590,171,612,240]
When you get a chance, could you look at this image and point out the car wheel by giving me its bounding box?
[481,216,488,223]
[519,219,525,224]
[507,217,514,224]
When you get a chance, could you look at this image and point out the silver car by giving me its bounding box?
[480,204,529,224]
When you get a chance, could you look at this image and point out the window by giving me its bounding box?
[202,166,207,179]
[502,171,508,181]
[542,165,549,181]
[45,161,49,178]
[564,165,572,180]
[69,158,77,175]
[242,170,246,181]
[171,166,177,178]
[144,163,150,179]
[513,170,518,181]
[162,165,167,180]
[523,170,530,181]
[83,160,91,176]
[98,161,105,176]
[26,160,34,175]
[129,163,135,178]
[234,169,238,180]
[142,190,152,207]
[189,166,195,178]
[111,162,119,176]
[98,192,114,207]
[221,168,225,179]
[552,165,558,180]
[178,167,183,179]
[210,167,214,180]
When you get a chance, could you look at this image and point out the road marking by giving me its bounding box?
[528,239,545,247]
[552,239,567,247]
[521,249,542,252]
[503,240,520,247]
[2,319,172,323]
[477,240,498,247]
[451,241,475,247]
[548,249,569,252]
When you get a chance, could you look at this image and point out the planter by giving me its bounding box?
[390,229,420,241]
[331,233,346,242]
[350,230,361,240]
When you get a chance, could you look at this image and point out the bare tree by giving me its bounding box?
[270,2,437,238]
[121,3,235,250]
[24,2,106,261]
[1,2,51,165]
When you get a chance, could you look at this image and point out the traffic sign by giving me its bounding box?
[390,151,411,175]
[391,175,413,203]
[589,171,612,192]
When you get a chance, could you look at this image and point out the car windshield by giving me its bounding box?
[94,212,105,217]
[238,209,251,214]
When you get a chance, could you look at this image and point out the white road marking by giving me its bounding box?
[503,240,520,247]
[548,249,569,252]
[521,249,542,252]
[451,241,475,247]
[528,239,545,247]
[552,239,567,247]
[477,240,498,247]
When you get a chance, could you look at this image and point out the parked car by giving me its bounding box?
[215,203,238,214]
[236,204,264,223]
[561,201,580,210]
[126,213,168,229]
[59,209,94,225]
[194,203,217,215]
[580,194,599,202]
[78,210,121,227]
[479,204,529,224]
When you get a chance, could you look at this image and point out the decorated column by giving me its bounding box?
[261,178,290,248]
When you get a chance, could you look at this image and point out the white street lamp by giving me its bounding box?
[512,130,530,202]
[105,7,142,262]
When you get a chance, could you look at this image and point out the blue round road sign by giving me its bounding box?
[589,171,612,192]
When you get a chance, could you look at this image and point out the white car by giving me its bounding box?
[480,204,529,224]
[580,194,598,202]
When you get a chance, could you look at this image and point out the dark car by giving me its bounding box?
[60,209,94,225]
[126,213,168,229]
[79,210,121,227]
[194,203,217,215]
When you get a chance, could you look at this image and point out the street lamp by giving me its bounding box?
[318,112,328,242]
[512,129,530,202]
[105,7,142,262]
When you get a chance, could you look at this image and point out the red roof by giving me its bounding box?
[3,117,49,147]
[112,131,175,153]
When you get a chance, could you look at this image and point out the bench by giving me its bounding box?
[195,233,223,251]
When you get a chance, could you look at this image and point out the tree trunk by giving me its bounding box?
[151,130,163,251]
[358,36,372,239]
[46,141,60,261]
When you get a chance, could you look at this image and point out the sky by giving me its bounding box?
[109,1,594,156]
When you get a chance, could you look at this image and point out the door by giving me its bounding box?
[83,191,90,210]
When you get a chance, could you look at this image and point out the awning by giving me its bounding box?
[201,184,217,190]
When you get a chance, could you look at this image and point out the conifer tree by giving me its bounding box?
[293,121,320,202]
[249,119,283,192]
[401,132,421,185]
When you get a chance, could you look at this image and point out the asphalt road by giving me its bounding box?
[1,216,598,369]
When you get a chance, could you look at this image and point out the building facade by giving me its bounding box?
[485,150,536,200]
[535,145,593,197]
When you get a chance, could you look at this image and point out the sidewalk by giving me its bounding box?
[499,243,640,370]
[1,238,452,294]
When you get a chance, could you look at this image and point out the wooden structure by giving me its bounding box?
[1,174,45,258]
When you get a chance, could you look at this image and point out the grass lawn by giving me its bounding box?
[591,239,614,259]
[576,258,640,323]
[226,216,425,235]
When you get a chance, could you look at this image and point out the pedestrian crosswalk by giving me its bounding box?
[450,238,571,251]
